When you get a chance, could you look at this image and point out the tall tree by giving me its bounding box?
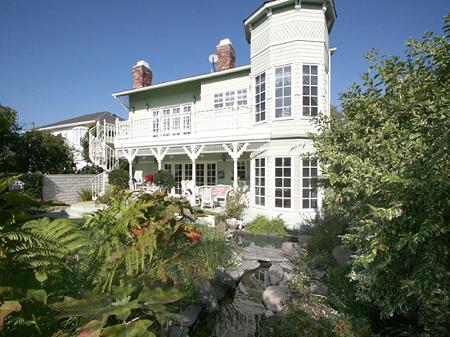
[311,16,450,335]
[0,105,22,172]
[20,129,75,174]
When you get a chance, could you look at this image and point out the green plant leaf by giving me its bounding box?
[100,319,154,337]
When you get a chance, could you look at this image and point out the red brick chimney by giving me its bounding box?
[132,60,152,88]
[215,39,236,71]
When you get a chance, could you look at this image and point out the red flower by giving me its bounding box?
[144,172,155,182]
[184,228,203,242]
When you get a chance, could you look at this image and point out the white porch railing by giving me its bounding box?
[116,106,253,141]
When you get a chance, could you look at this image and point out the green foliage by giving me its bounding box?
[108,168,129,189]
[224,185,248,220]
[245,215,287,235]
[310,18,450,335]
[0,105,22,173]
[77,164,103,174]
[153,169,176,192]
[20,173,43,199]
[83,190,201,292]
[20,129,75,174]
[78,188,93,202]
[174,225,236,284]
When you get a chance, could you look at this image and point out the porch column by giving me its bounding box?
[124,148,139,191]
[223,142,249,190]
[183,145,205,205]
[150,146,169,170]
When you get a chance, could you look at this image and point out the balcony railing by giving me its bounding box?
[116,106,253,141]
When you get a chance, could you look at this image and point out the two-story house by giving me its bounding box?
[90,0,337,226]
[39,111,122,170]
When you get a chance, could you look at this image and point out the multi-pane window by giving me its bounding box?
[196,164,205,186]
[255,72,266,122]
[275,66,292,118]
[182,106,191,134]
[302,159,318,209]
[206,163,216,185]
[172,107,180,134]
[214,93,224,108]
[174,164,183,194]
[237,89,247,106]
[72,127,86,148]
[161,109,171,135]
[255,158,265,206]
[275,157,291,208]
[225,91,235,107]
[214,89,247,108]
[302,65,319,116]
[164,164,172,171]
[237,161,246,181]
[152,110,159,137]
[184,163,192,181]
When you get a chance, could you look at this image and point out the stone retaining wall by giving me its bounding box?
[43,174,96,205]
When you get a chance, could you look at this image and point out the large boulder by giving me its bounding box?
[214,267,237,288]
[180,304,202,327]
[268,264,284,285]
[242,246,289,262]
[198,283,218,312]
[241,259,260,271]
[332,245,353,266]
[262,285,291,312]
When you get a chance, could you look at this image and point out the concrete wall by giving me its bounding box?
[43,174,96,205]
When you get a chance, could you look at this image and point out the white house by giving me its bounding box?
[38,111,122,170]
[89,0,337,226]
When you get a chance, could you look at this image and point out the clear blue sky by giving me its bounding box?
[0,0,448,128]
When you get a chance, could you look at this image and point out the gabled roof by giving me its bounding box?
[112,65,251,97]
[38,111,123,130]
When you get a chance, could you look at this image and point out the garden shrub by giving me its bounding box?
[107,168,129,189]
[245,215,287,235]
[20,172,43,199]
[78,188,93,202]
[224,185,248,220]
[153,169,175,192]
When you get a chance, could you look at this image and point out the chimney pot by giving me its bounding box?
[215,38,236,71]
[132,60,152,88]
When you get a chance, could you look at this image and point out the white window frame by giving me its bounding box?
[254,158,265,206]
[302,64,319,117]
[72,127,87,149]
[274,156,292,209]
[255,72,266,123]
[151,104,192,137]
[236,89,247,106]
[214,93,224,109]
[224,91,235,107]
[302,159,319,209]
[274,65,292,119]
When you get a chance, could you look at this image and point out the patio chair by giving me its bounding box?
[199,186,215,208]
[213,184,231,206]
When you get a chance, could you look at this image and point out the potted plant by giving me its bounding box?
[144,172,155,186]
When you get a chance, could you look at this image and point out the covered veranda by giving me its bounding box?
[115,137,269,205]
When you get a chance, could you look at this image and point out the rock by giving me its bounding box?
[213,285,227,300]
[214,267,237,288]
[262,285,291,313]
[242,246,289,262]
[229,267,245,282]
[313,270,326,278]
[279,271,293,285]
[263,309,274,319]
[180,304,202,327]
[281,242,300,256]
[198,283,218,311]
[241,259,260,271]
[309,280,329,295]
[268,264,284,285]
[332,246,353,266]
[280,261,295,272]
